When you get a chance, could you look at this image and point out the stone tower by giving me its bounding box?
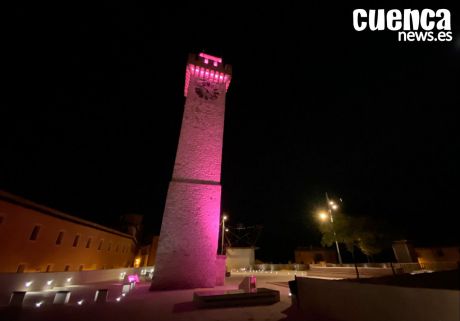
[150,53,232,290]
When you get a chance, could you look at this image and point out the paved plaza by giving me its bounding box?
[1,271,339,321]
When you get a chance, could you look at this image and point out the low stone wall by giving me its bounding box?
[0,266,154,306]
[236,264,308,272]
[420,261,459,271]
[296,277,460,321]
[308,265,394,278]
[310,262,421,272]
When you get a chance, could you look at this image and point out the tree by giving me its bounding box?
[317,213,390,262]
[355,216,394,260]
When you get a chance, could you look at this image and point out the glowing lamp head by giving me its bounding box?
[318,212,329,221]
[25,281,33,288]
[223,215,228,221]
[331,204,338,210]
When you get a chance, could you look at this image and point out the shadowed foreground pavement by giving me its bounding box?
[1,272,339,321]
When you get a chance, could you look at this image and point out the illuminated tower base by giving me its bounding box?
[150,53,231,290]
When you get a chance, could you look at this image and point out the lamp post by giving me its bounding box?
[221,214,228,255]
[322,193,343,265]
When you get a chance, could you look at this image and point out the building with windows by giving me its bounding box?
[0,191,136,273]
[415,245,460,271]
[136,235,159,267]
[226,247,255,271]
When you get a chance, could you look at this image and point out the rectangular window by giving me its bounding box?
[107,243,112,251]
[115,244,119,252]
[72,235,80,247]
[86,238,92,249]
[79,265,84,271]
[46,264,52,272]
[64,265,70,272]
[98,240,104,250]
[56,231,64,245]
[29,225,41,240]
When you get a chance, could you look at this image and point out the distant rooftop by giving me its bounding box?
[0,190,134,240]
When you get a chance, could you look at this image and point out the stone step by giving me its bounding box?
[193,288,280,308]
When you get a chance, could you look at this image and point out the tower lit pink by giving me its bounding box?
[150,53,232,290]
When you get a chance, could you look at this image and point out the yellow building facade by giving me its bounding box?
[415,246,460,270]
[0,191,136,273]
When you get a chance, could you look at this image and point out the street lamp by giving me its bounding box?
[221,214,228,255]
[318,212,329,221]
[322,193,343,265]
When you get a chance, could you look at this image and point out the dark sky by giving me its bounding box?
[3,3,460,262]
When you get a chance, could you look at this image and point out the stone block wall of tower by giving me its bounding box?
[151,182,221,288]
[172,77,226,183]
[151,53,231,290]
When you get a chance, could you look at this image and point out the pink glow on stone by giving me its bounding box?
[152,53,231,291]
[150,183,221,289]
[183,53,232,96]
[199,52,222,63]
[250,276,257,293]
[184,63,231,97]
[128,274,139,283]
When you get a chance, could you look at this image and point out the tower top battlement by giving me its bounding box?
[184,52,232,97]
[198,53,222,66]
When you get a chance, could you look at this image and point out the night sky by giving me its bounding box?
[3,3,460,262]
